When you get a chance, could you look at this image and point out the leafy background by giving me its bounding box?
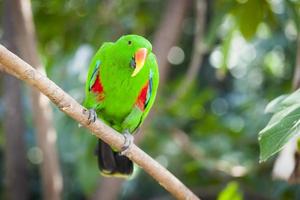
[0,0,300,199]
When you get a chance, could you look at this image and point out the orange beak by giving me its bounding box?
[131,48,148,77]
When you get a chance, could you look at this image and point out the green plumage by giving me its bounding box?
[83,35,159,177]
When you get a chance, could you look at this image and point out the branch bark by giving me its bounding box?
[293,37,300,90]
[153,0,191,87]
[91,178,123,200]
[171,128,226,174]
[2,74,29,200]
[171,129,204,162]
[2,0,29,199]
[0,45,200,200]
[169,0,207,107]
[2,0,63,199]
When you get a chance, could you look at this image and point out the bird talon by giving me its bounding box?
[120,131,134,155]
[87,109,97,125]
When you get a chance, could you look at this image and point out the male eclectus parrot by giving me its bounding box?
[83,35,159,177]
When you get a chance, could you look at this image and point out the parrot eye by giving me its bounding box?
[128,41,132,45]
[130,57,136,69]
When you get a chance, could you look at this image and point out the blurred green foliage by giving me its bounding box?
[217,181,243,200]
[0,0,300,199]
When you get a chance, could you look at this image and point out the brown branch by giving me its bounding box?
[171,129,229,174]
[0,45,200,200]
[153,0,191,87]
[171,128,204,162]
[2,75,29,200]
[3,0,63,199]
[169,0,207,107]
[2,0,29,199]
[292,37,300,90]
[0,64,20,78]
[91,178,123,200]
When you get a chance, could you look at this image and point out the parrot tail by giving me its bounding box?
[96,139,133,177]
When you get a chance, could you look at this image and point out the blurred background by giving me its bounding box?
[0,0,299,199]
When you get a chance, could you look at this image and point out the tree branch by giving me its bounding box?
[91,178,123,200]
[169,0,207,107]
[153,0,191,87]
[292,37,300,90]
[2,74,29,200]
[2,0,29,198]
[0,44,200,200]
[3,0,63,198]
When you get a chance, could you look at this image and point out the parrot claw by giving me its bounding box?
[120,131,134,155]
[87,109,97,125]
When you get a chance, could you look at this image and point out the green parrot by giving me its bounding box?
[83,35,159,177]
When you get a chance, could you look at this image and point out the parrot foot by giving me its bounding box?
[120,131,134,155]
[87,109,97,125]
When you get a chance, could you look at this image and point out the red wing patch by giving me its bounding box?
[91,75,103,93]
[136,81,149,111]
[91,75,104,101]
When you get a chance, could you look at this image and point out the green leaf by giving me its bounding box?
[204,1,235,47]
[221,28,234,71]
[259,104,300,162]
[265,89,300,113]
[217,181,243,200]
[235,2,262,39]
[231,0,270,40]
[265,95,288,113]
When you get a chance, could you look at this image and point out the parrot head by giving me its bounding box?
[114,35,152,77]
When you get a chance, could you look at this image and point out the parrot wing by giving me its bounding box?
[83,59,105,109]
[83,42,113,109]
[122,53,159,132]
[85,42,113,94]
[88,60,101,91]
[139,53,159,123]
[88,60,104,95]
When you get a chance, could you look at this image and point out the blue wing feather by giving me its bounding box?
[144,69,153,108]
[89,60,101,91]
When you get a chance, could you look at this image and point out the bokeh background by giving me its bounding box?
[0,0,300,199]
